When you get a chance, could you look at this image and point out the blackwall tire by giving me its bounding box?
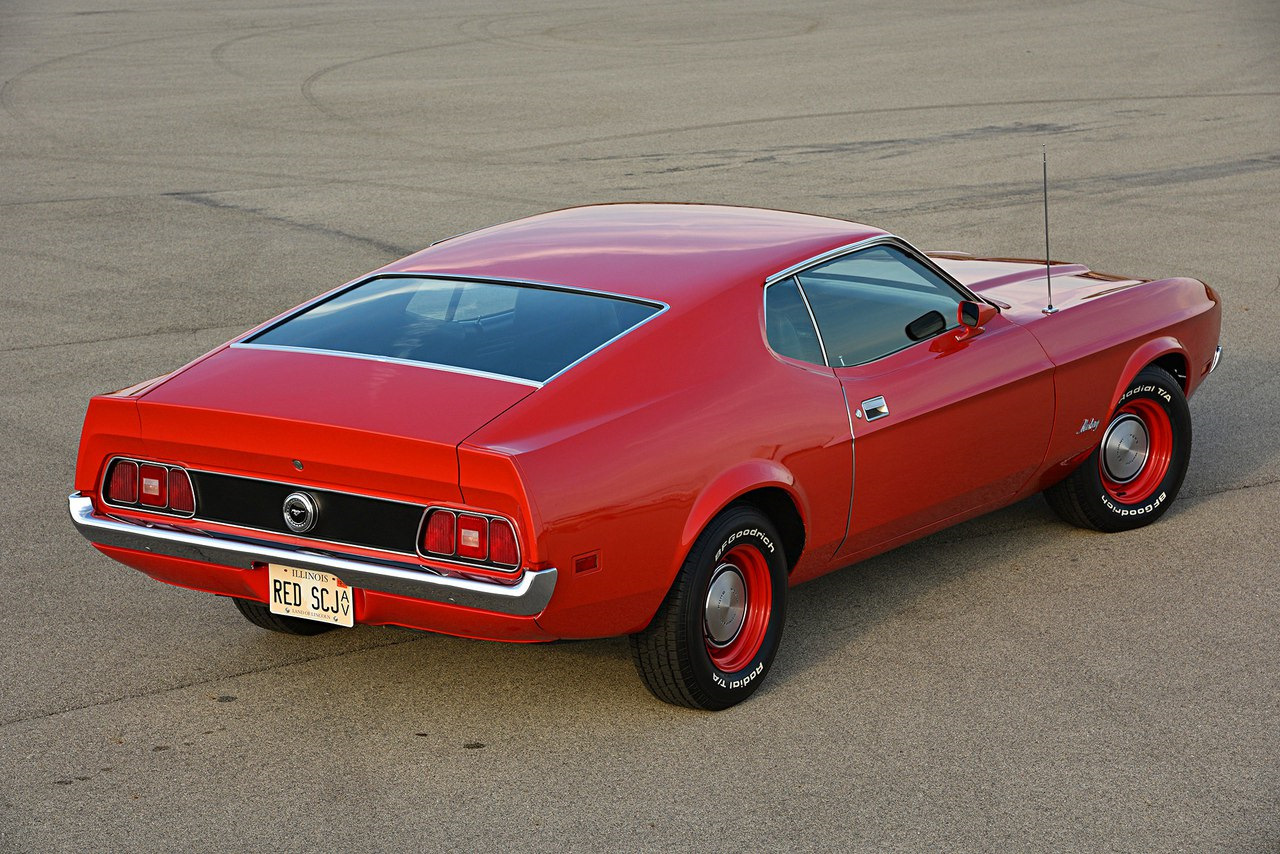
[629,505,788,710]
[1044,365,1192,533]
[231,596,338,636]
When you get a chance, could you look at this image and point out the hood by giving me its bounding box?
[929,254,1145,315]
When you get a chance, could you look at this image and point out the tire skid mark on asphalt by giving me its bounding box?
[210,17,372,81]
[0,33,189,127]
[0,149,557,208]
[165,191,413,258]
[0,324,246,355]
[500,91,1280,154]
[211,10,503,82]
[846,155,1280,217]
[0,242,138,279]
[0,636,425,729]
[455,5,820,56]
[1110,0,1215,14]
[571,121,1095,174]
[296,8,548,156]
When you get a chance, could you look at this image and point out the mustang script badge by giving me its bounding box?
[282,491,318,533]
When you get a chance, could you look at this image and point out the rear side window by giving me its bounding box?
[764,278,824,365]
[247,276,662,383]
[797,245,963,366]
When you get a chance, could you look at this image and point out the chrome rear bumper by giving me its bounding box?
[68,493,556,617]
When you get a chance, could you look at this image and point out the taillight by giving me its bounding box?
[489,519,518,567]
[138,464,168,508]
[420,508,520,569]
[456,514,488,560]
[168,469,195,513]
[423,510,456,554]
[102,457,195,517]
[107,460,139,503]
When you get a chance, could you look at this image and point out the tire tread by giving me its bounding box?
[1044,365,1191,534]
[629,505,783,710]
[231,596,337,636]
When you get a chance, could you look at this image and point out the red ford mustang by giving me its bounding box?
[70,204,1221,709]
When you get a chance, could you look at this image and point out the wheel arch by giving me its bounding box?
[1111,337,1189,409]
[678,462,807,575]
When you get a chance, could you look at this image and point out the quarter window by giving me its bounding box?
[764,278,825,365]
[797,245,964,366]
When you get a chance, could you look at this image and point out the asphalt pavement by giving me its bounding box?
[1,0,1277,850]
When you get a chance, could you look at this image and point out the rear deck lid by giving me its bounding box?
[137,346,534,502]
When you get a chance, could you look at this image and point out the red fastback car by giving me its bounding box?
[71,204,1222,709]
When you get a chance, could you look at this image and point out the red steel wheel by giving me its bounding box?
[1097,397,1173,504]
[630,504,789,710]
[1044,365,1192,533]
[703,544,772,673]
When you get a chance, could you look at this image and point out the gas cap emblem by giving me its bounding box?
[282,491,318,533]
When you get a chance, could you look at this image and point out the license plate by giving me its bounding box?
[268,564,354,628]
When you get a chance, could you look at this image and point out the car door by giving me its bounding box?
[787,242,1056,560]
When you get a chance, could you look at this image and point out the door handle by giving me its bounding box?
[861,395,889,421]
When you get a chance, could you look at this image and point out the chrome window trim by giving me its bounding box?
[765,234,983,304]
[792,275,830,366]
[230,343,545,388]
[540,298,668,386]
[769,235,983,369]
[761,276,830,367]
[233,272,669,388]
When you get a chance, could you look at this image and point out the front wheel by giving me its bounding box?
[629,505,788,710]
[1045,365,1192,532]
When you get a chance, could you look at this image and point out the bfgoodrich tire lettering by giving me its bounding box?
[629,505,787,710]
[1045,365,1192,533]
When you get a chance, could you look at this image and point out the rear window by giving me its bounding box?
[246,276,662,383]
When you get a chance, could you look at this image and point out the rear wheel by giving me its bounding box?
[231,596,337,636]
[630,505,787,710]
[1045,366,1191,532]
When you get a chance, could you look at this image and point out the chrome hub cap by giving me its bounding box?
[1101,413,1150,483]
[704,564,747,647]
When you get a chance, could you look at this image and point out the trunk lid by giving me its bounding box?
[136,346,535,502]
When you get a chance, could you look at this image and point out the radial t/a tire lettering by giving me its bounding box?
[629,505,788,710]
[231,596,337,636]
[1045,365,1192,533]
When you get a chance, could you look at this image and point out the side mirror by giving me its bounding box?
[934,300,1000,353]
[959,300,998,329]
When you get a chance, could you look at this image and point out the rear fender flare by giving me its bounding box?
[676,460,808,576]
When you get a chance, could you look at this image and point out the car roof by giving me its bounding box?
[383,203,888,304]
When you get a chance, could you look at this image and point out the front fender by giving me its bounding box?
[1110,336,1187,409]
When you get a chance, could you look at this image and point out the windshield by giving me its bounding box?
[246,276,662,383]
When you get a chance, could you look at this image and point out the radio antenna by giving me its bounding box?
[1041,145,1058,315]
